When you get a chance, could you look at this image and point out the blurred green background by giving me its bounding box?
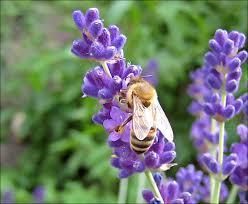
[1,0,247,203]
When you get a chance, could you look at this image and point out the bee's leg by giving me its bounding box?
[115,115,133,133]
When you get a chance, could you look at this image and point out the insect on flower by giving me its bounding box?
[114,76,174,154]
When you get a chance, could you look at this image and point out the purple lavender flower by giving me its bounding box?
[103,106,131,143]
[200,152,237,176]
[230,124,248,190]
[110,132,176,178]
[190,116,219,153]
[239,191,248,204]
[71,8,127,61]
[143,174,192,204]
[176,164,203,203]
[187,67,211,116]
[202,29,247,122]
[240,93,248,118]
[33,186,45,204]
[82,60,142,101]
[1,190,14,204]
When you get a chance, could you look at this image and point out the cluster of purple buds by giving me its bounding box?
[142,173,192,204]
[175,164,228,203]
[71,8,126,61]
[187,67,211,116]
[82,60,142,102]
[230,124,248,190]
[190,116,220,153]
[200,152,237,178]
[110,131,176,178]
[203,29,247,122]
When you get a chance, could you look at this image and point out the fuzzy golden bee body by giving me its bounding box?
[115,77,173,154]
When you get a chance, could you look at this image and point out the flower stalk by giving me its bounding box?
[118,179,128,204]
[145,170,164,203]
[100,61,112,78]
[212,87,227,204]
[226,185,238,204]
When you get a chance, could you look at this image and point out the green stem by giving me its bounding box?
[100,61,112,78]
[118,178,128,204]
[212,90,227,204]
[210,119,217,202]
[145,170,164,203]
[136,173,146,203]
[226,185,239,204]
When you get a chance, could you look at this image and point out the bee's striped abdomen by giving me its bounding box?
[130,127,157,154]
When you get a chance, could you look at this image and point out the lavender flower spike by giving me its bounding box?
[71,8,127,61]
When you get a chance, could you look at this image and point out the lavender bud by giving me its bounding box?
[207,73,222,89]
[237,124,248,142]
[153,173,163,186]
[98,88,113,99]
[112,34,127,51]
[228,58,241,71]
[164,141,175,151]
[72,10,85,30]
[223,105,235,119]
[71,39,89,58]
[111,158,121,168]
[226,79,238,93]
[89,20,103,38]
[85,8,99,26]
[233,99,243,113]
[89,42,104,59]
[160,151,176,164]
[223,160,237,175]
[227,68,242,81]
[103,46,116,59]
[238,33,246,48]
[229,31,240,46]
[223,39,234,55]
[98,28,111,47]
[142,190,154,202]
[145,151,159,168]
[209,39,221,52]
[119,169,132,179]
[167,181,179,201]
[237,50,248,63]
[201,153,220,174]
[204,103,214,116]
[204,52,218,66]
[109,25,120,41]
[133,161,145,172]
[215,29,228,46]
[211,93,220,103]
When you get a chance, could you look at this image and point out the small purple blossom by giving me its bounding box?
[143,174,192,204]
[71,8,126,61]
[143,59,159,86]
[110,132,176,178]
[176,164,203,203]
[33,186,45,204]
[230,124,248,190]
[202,29,247,121]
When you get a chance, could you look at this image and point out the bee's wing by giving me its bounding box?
[154,99,174,142]
[133,96,153,140]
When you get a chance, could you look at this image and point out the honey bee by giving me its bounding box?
[115,76,173,154]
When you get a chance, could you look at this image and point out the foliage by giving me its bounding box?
[0,0,247,202]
